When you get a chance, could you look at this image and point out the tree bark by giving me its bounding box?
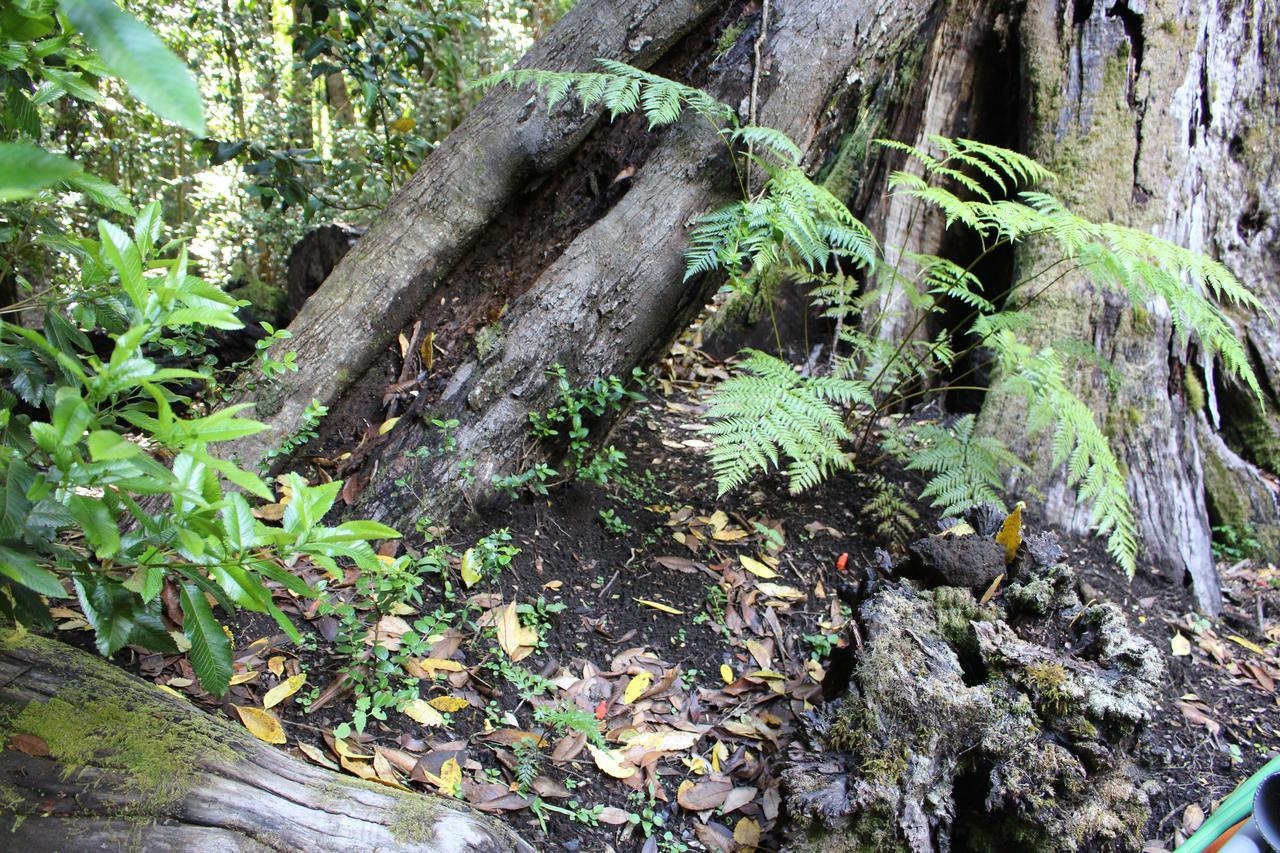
[223,0,727,470]
[0,632,533,852]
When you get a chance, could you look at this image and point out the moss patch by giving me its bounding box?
[388,793,444,845]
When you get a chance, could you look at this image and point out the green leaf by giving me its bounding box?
[220,493,257,555]
[180,583,232,695]
[67,493,121,558]
[59,0,206,135]
[65,172,136,215]
[0,545,66,598]
[332,519,401,541]
[0,141,81,200]
[75,573,172,656]
[0,458,36,540]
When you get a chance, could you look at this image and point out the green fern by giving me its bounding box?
[863,473,920,549]
[897,415,1025,515]
[534,700,605,747]
[704,350,871,494]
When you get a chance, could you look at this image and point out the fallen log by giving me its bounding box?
[0,631,534,852]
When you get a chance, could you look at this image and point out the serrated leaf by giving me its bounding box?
[180,583,232,696]
[262,673,306,709]
[234,705,286,744]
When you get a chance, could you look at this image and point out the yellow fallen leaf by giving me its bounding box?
[755,583,804,600]
[340,754,377,780]
[437,756,461,795]
[746,639,772,669]
[720,664,734,684]
[739,555,778,579]
[229,670,259,686]
[427,695,470,713]
[403,699,446,726]
[979,573,1005,606]
[623,672,653,704]
[332,737,370,760]
[268,655,286,677]
[711,527,748,542]
[940,521,975,537]
[1171,632,1191,656]
[995,502,1023,563]
[495,602,539,659]
[747,670,785,680]
[735,816,762,850]
[1228,635,1268,656]
[634,597,683,615]
[707,510,728,531]
[460,548,481,588]
[234,705,286,744]
[543,580,563,590]
[263,673,306,709]
[625,730,698,752]
[378,417,399,435]
[587,743,636,779]
[415,658,466,677]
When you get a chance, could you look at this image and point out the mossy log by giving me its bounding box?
[784,528,1163,852]
[0,632,534,852]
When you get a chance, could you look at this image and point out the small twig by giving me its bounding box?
[745,0,772,189]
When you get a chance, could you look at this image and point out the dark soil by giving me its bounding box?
[91,355,1279,852]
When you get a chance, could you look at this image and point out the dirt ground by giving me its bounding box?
[81,344,1280,852]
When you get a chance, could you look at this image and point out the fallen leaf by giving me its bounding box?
[587,743,636,779]
[495,602,539,660]
[437,756,461,795]
[599,806,632,825]
[1171,632,1191,656]
[677,778,732,811]
[414,657,467,678]
[482,729,547,748]
[979,573,1004,606]
[755,583,804,600]
[1228,634,1268,656]
[720,664,734,684]
[995,503,1023,563]
[634,597,683,615]
[625,730,699,753]
[427,695,470,713]
[268,655,286,677]
[734,816,761,850]
[739,555,777,579]
[297,741,339,770]
[263,673,306,709]
[8,733,49,756]
[403,699,446,726]
[721,786,757,814]
[378,417,399,435]
[745,639,772,669]
[1182,803,1205,835]
[623,672,654,704]
[234,706,286,744]
[229,670,259,686]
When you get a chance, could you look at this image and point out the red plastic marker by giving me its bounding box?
[835,552,849,572]
[594,699,608,720]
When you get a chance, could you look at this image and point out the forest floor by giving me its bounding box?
[66,341,1280,852]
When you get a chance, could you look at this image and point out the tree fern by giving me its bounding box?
[703,350,871,494]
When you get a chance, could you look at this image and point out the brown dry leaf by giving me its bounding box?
[366,615,412,650]
[495,602,538,660]
[979,573,1005,606]
[623,672,653,704]
[755,582,804,600]
[587,743,636,779]
[734,816,761,850]
[263,673,306,709]
[8,733,49,756]
[598,806,633,825]
[403,699,446,726]
[995,503,1023,563]
[340,754,377,780]
[712,527,749,542]
[297,742,339,770]
[483,729,547,748]
[745,639,772,670]
[373,750,409,789]
[427,695,471,713]
[678,779,733,812]
[1177,699,1221,736]
[695,822,736,853]
[722,786,757,814]
[234,705,286,744]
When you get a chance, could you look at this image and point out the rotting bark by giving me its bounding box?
[783,526,1162,852]
[975,0,1280,616]
[221,0,727,470]
[0,632,534,853]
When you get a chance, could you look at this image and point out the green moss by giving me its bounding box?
[715,20,747,55]
[473,322,503,361]
[1023,662,1072,717]
[1,632,236,817]
[1184,365,1206,412]
[388,792,443,844]
[929,586,996,656]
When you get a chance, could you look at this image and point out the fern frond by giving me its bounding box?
[730,125,803,165]
[705,350,870,494]
[900,415,1023,516]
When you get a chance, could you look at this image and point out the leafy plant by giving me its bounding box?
[261,398,327,471]
[1211,524,1261,563]
[598,508,631,536]
[489,64,1263,575]
[534,699,606,747]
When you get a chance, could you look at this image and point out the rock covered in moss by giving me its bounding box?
[783,531,1162,853]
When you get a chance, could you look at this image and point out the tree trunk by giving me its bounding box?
[227,0,1279,613]
[974,0,1280,616]
[0,632,533,852]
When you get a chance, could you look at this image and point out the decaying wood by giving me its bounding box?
[0,633,534,852]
